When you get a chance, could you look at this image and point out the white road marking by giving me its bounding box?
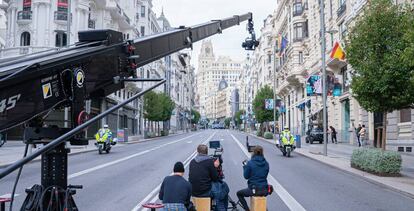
[0,193,19,198]
[68,133,198,179]
[132,132,216,211]
[230,133,306,211]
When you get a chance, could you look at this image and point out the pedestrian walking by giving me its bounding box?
[354,124,362,147]
[359,125,367,146]
[329,126,337,144]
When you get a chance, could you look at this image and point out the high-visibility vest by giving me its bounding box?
[281,130,294,145]
[95,129,112,142]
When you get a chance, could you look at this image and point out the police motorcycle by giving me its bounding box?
[95,125,116,154]
[277,127,296,157]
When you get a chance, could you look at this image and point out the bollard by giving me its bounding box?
[295,135,301,148]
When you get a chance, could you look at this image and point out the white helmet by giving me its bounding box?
[284,126,289,130]
[103,124,109,128]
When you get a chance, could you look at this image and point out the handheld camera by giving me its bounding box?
[209,140,224,179]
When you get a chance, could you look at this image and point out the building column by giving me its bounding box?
[32,3,39,46]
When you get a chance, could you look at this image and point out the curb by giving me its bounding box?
[0,132,194,169]
[239,131,414,199]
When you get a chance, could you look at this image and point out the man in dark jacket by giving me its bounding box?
[189,144,219,196]
[159,162,192,210]
[237,146,269,211]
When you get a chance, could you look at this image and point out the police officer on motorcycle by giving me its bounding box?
[95,124,115,154]
[278,126,295,157]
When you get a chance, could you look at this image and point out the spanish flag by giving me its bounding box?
[330,42,345,60]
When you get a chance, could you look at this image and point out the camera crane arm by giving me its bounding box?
[0,12,256,178]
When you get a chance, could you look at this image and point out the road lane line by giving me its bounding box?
[230,133,306,211]
[132,132,216,211]
[68,133,199,179]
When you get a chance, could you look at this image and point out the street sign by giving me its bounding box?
[265,99,274,110]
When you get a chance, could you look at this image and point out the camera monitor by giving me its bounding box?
[209,140,221,149]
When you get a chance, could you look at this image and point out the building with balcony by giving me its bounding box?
[254,0,414,153]
[0,0,166,139]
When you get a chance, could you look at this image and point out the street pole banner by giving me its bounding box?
[265,99,274,110]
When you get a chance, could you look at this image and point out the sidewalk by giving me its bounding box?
[0,132,188,168]
[243,130,414,199]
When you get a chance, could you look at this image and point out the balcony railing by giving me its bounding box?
[17,10,32,20]
[54,11,68,21]
[123,12,131,24]
[88,19,96,29]
[337,3,347,18]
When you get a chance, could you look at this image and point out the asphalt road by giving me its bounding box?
[1,130,414,211]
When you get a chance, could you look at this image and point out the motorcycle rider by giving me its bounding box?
[280,126,295,146]
[95,124,113,145]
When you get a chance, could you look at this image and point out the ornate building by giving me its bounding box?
[196,40,243,120]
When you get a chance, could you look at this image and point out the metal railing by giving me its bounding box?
[54,11,68,21]
[17,10,32,20]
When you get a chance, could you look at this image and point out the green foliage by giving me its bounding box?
[351,148,402,175]
[253,85,276,123]
[234,110,245,126]
[144,91,175,122]
[191,109,201,124]
[264,132,274,139]
[160,93,175,121]
[160,130,169,136]
[224,117,231,128]
[143,91,159,121]
[347,0,414,113]
[256,130,263,137]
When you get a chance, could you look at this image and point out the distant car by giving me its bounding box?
[306,128,324,144]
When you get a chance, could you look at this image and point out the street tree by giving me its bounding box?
[346,0,414,149]
[253,85,275,132]
[191,109,201,124]
[234,109,245,128]
[224,117,231,128]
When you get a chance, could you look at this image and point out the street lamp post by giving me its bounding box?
[320,0,328,156]
[273,43,278,143]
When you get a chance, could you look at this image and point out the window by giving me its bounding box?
[293,22,304,41]
[267,54,272,64]
[341,66,350,93]
[293,0,303,16]
[20,32,30,46]
[400,109,411,123]
[299,51,303,64]
[55,32,67,47]
[141,6,145,17]
[339,21,348,39]
[146,70,150,78]
[140,26,145,36]
[337,0,346,17]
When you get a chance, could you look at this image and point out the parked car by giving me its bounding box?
[306,127,324,144]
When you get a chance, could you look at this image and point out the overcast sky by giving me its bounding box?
[152,0,276,70]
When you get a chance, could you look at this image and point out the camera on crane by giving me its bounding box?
[242,19,259,51]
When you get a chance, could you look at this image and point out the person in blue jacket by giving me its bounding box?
[237,145,269,211]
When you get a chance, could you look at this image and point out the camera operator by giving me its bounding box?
[237,146,269,211]
[189,144,220,197]
[189,144,229,210]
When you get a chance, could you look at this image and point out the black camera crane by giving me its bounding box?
[0,12,258,210]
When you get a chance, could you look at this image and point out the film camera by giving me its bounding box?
[209,140,224,179]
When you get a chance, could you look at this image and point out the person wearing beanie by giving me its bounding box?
[159,162,192,211]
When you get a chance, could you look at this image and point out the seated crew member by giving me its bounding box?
[159,162,192,211]
[237,146,269,211]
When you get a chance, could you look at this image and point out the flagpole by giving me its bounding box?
[320,0,328,156]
